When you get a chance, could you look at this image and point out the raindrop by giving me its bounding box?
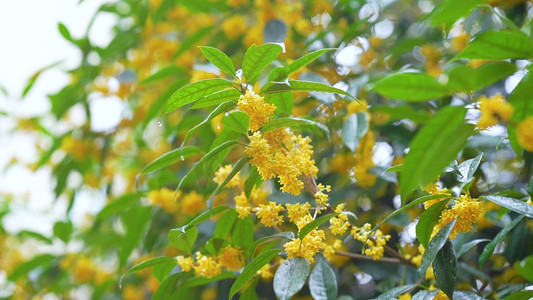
[158,121,163,127]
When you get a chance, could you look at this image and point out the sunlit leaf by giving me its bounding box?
[261,80,355,100]
[455,31,533,60]
[163,79,236,114]
[141,146,202,175]
[229,249,282,298]
[119,256,177,287]
[199,46,236,77]
[299,213,339,239]
[242,43,283,85]
[370,72,449,101]
[263,116,329,138]
[270,48,336,81]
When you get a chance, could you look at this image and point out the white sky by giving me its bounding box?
[0,0,115,235]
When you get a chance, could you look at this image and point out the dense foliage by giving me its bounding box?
[2,0,533,299]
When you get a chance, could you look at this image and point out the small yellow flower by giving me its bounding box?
[286,202,311,223]
[478,94,514,129]
[234,192,252,219]
[352,223,391,260]
[218,245,245,271]
[434,195,482,239]
[284,229,325,263]
[194,252,222,278]
[257,263,273,279]
[181,191,206,215]
[213,165,241,188]
[346,100,369,115]
[315,183,331,206]
[237,90,276,131]
[517,116,533,152]
[254,201,284,227]
[177,256,194,272]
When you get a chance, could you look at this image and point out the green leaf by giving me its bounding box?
[190,89,241,109]
[22,60,62,98]
[16,230,53,244]
[152,273,188,300]
[229,248,282,298]
[456,239,490,258]
[182,101,236,147]
[416,199,450,247]
[371,284,416,300]
[119,206,152,268]
[370,73,450,101]
[514,255,533,282]
[8,254,55,281]
[508,70,533,157]
[271,48,336,81]
[309,259,338,300]
[455,31,533,60]
[274,258,311,300]
[482,196,533,218]
[479,215,524,265]
[371,105,431,123]
[96,193,141,219]
[199,46,236,77]
[503,291,533,300]
[141,146,202,175]
[175,206,230,232]
[446,62,518,92]
[58,22,73,42]
[163,79,236,114]
[213,210,238,240]
[53,220,73,243]
[261,80,355,100]
[242,43,283,84]
[400,106,475,202]
[262,116,330,138]
[232,216,255,249]
[429,0,488,29]
[249,232,295,258]
[457,154,483,183]
[299,213,339,239]
[179,272,236,289]
[169,226,198,254]
[140,65,185,85]
[245,166,262,199]
[177,140,240,190]
[412,290,438,299]
[119,256,177,287]
[433,240,457,299]
[418,219,457,278]
[372,194,450,233]
[267,92,293,115]
[208,157,248,207]
[342,112,369,153]
[222,111,250,134]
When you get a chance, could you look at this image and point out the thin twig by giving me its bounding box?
[335,251,414,266]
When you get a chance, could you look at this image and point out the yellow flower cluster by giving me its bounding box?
[234,192,252,219]
[329,204,350,235]
[181,191,206,215]
[237,90,277,132]
[60,255,110,285]
[194,252,222,278]
[245,130,318,195]
[213,165,241,188]
[218,245,245,271]
[148,188,179,214]
[254,201,284,227]
[421,44,443,77]
[257,263,274,279]
[352,223,391,260]
[354,131,377,187]
[314,183,331,207]
[422,181,451,209]
[346,100,369,115]
[177,256,194,272]
[517,116,533,152]
[477,94,514,129]
[322,239,349,266]
[286,202,311,223]
[434,195,482,239]
[284,229,326,263]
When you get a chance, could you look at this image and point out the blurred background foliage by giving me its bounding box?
[1,0,533,299]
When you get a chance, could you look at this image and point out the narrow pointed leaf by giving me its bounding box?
[163,79,235,114]
[119,256,177,287]
[271,48,336,81]
[370,73,450,101]
[222,111,250,134]
[400,106,474,203]
[479,215,524,265]
[242,44,283,84]
[168,226,198,254]
[141,146,202,174]
[190,89,241,109]
[418,219,457,278]
[261,80,355,100]
[229,249,282,299]
[262,116,330,138]
[456,239,490,258]
[416,199,450,247]
[299,213,339,239]
[455,31,533,60]
[433,240,457,299]
[199,46,236,77]
[208,157,248,207]
[482,196,533,218]
[182,101,236,146]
